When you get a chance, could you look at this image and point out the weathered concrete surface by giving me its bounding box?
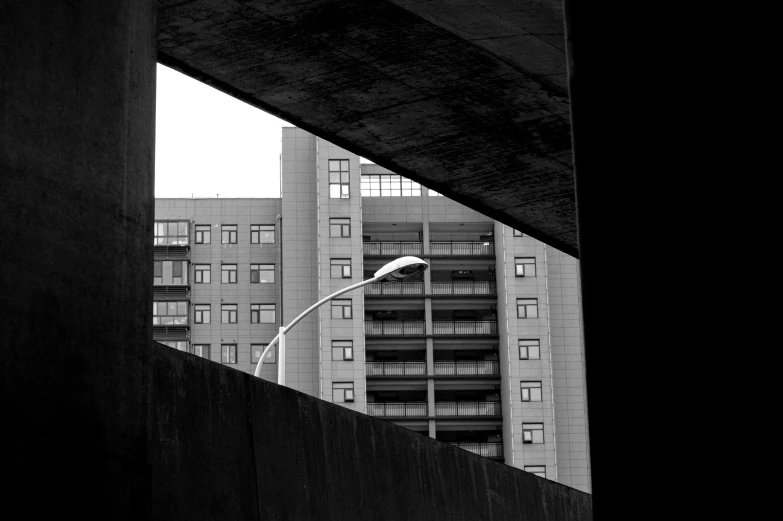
[154,345,592,520]
[157,0,577,256]
[0,1,157,518]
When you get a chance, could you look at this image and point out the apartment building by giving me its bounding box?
[153,128,590,493]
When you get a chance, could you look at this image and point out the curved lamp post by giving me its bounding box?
[253,256,429,385]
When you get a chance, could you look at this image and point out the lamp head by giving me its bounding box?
[374,256,429,282]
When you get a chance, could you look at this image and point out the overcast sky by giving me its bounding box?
[155,64,287,199]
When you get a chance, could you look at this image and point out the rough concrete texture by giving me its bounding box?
[154,344,592,520]
[0,0,156,518]
[157,0,577,257]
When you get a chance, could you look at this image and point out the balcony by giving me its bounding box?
[431,281,496,296]
[449,442,503,459]
[430,242,494,256]
[365,321,425,336]
[367,402,428,417]
[435,401,501,416]
[366,361,426,376]
[366,282,423,296]
[363,242,423,256]
[433,361,499,376]
[432,321,498,335]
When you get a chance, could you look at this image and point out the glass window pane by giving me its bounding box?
[330,185,341,198]
[341,171,349,183]
[178,222,188,235]
[528,306,538,318]
[341,160,349,170]
[329,171,340,183]
[167,223,177,235]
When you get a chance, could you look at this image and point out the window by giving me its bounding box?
[221,344,237,364]
[521,381,543,402]
[428,189,443,197]
[330,258,351,278]
[251,304,275,324]
[515,258,536,277]
[522,423,544,444]
[360,174,421,197]
[192,344,210,359]
[159,340,188,351]
[153,260,188,285]
[221,264,237,283]
[194,264,211,284]
[195,225,211,244]
[517,298,538,318]
[333,382,355,402]
[194,304,210,324]
[252,343,275,364]
[153,301,188,325]
[251,264,275,283]
[221,224,237,244]
[251,224,275,244]
[328,159,350,198]
[524,466,546,478]
[519,339,541,360]
[513,229,524,237]
[221,304,237,324]
[329,218,351,238]
[154,221,189,245]
[331,299,352,319]
[332,340,354,361]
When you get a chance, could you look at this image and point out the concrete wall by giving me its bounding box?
[153,343,592,521]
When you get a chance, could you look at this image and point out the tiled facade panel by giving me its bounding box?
[546,246,590,493]
[316,138,367,412]
[495,223,557,481]
[154,198,282,382]
[280,127,319,397]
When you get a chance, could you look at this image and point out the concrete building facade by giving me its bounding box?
[154,128,590,493]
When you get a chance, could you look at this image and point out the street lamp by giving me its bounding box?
[253,256,429,385]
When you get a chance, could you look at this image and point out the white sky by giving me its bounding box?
[155,64,287,198]
[155,64,371,199]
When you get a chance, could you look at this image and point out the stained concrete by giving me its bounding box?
[154,345,592,520]
[157,0,577,256]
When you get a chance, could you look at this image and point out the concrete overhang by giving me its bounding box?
[158,0,576,257]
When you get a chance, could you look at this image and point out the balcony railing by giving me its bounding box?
[435,401,502,416]
[365,321,426,335]
[432,321,497,335]
[363,242,423,256]
[366,282,424,296]
[367,402,428,417]
[366,361,427,376]
[430,242,494,256]
[433,361,499,376]
[431,281,496,295]
[449,442,503,458]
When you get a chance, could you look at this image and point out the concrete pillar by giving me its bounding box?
[424,297,433,335]
[422,220,430,255]
[0,1,156,518]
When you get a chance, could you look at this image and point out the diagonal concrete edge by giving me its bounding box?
[157,0,577,257]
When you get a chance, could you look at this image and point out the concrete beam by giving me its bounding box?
[158,0,576,256]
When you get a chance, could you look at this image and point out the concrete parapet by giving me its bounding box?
[153,344,592,520]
